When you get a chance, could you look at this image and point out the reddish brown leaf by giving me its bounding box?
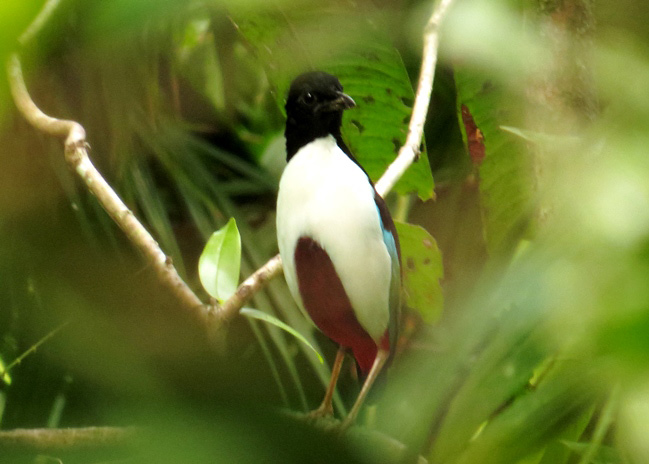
[460,104,486,165]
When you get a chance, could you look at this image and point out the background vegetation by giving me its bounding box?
[1,0,648,463]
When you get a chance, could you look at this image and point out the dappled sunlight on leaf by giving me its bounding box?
[395,221,444,324]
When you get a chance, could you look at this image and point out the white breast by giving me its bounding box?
[276,135,391,341]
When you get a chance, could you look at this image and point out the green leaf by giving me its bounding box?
[0,356,11,385]
[560,441,622,464]
[395,222,444,323]
[431,324,550,463]
[198,218,242,302]
[455,68,533,257]
[535,407,595,464]
[240,308,324,364]
[328,43,434,200]
[231,6,434,200]
[453,360,599,464]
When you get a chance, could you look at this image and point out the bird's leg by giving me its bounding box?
[340,348,389,430]
[307,346,346,419]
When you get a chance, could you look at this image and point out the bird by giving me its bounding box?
[276,71,401,428]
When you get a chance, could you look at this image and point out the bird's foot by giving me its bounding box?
[303,404,342,433]
[306,403,334,422]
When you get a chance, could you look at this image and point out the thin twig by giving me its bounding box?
[218,254,283,324]
[6,54,212,325]
[19,0,62,45]
[375,0,454,197]
[0,321,69,381]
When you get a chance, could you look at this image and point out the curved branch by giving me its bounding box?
[19,0,63,46]
[6,54,84,145]
[6,54,213,325]
[218,254,283,324]
[374,0,454,197]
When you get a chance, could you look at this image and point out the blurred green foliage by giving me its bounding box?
[1,0,649,463]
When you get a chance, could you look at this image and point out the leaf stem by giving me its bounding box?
[0,322,69,381]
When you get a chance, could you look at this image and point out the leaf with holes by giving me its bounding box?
[198,218,241,302]
[330,42,433,200]
[395,221,444,323]
[231,6,434,200]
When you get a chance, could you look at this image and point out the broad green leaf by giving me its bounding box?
[560,442,621,464]
[240,308,323,364]
[535,407,595,464]
[331,45,434,199]
[431,324,549,463]
[328,43,433,200]
[378,253,559,457]
[395,222,443,323]
[453,360,599,464]
[0,356,11,385]
[198,218,241,302]
[455,68,533,257]
[231,6,434,200]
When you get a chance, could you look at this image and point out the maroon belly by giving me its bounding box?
[294,236,384,373]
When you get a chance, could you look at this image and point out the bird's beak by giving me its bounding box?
[323,91,356,112]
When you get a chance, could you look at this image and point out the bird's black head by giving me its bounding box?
[284,71,356,160]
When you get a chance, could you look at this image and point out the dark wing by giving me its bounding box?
[374,191,401,359]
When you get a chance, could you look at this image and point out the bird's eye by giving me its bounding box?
[301,92,316,105]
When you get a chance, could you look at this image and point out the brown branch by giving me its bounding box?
[0,424,429,463]
[6,54,213,326]
[217,254,283,324]
[0,427,137,452]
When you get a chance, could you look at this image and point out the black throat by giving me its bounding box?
[284,112,352,161]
